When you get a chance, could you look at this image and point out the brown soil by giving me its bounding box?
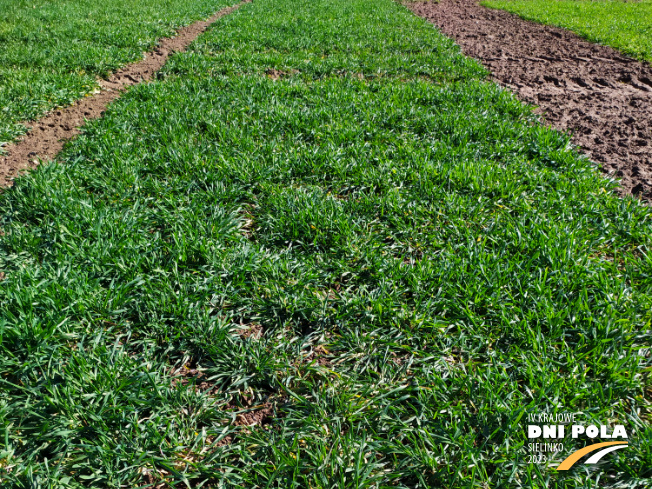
[170,362,279,427]
[235,322,265,339]
[265,68,300,80]
[0,0,250,188]
[233,403,275,427]
[303,345,332,366]
[408,0,652,200]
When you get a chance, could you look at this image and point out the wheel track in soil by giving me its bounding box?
[408,0,652,201]
[0,0,251,189]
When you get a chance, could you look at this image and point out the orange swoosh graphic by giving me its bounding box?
[557,441,628,471]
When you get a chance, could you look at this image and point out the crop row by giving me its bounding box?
[0,0,237,145]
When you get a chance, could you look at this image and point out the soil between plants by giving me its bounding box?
[0,0,250,188]
[408,0,652,200]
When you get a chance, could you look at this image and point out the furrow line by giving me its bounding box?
[0,0,251,188]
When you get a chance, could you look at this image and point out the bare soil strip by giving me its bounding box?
[408,0,652,200]
[0,0,250,188]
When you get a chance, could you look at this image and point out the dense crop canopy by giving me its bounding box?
[0,0,650,487]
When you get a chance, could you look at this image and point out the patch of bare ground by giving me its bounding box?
[408,0,652,201]
[235,322,265,339]
[265,68,300,80]
[170,360,282,428]
[141,468,170,489]
[303,344,332,367]
[0,0,251,188]
[230,395,277,427]
[139,389,282,487]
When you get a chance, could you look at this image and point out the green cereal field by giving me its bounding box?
[0,0,650,487]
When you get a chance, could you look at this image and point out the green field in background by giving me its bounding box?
[484,0,652,63]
